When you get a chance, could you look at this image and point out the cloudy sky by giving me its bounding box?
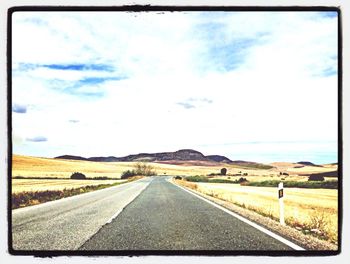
[12,11,338,164]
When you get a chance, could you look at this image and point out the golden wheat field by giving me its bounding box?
[12,179,124,193]
[182,181,338,243]
[12,155,336,179]
[12,155,134,178]
[12,155,255,178]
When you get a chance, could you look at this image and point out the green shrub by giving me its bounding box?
[121,170,136,179]
[92,176,109,180]
[209,179,234,183]
[186,176,209,182]
[247,180,337,189]
[238,177,248,183]
[70,172,86,179]
[308,174,325,181]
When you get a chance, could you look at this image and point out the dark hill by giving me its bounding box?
[55,150,270,169]
[206,155,232,163]
[116,149,208,162]
[88,156,120,162]
[55,155,87,161]
[299,170,338,178]
[297,161,321,167]
[55,149,230,163]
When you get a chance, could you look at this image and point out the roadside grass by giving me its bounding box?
[246,180,338,189]
[12,179,125,193]
[185,175,240,183]
[185,176,337,189]
[212,175,337,183]
[12,176,141,209]
[175,180,338,244]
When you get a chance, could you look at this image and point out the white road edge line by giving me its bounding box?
[169,179,305,251]
[106,209,123,224]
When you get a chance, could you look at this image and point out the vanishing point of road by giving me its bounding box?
[12,176,299,251]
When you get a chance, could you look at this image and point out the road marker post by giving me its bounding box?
[278,182,285,226]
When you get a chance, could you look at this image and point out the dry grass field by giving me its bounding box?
[12,155,259,178]
[176,180,338,244]
[13,155,337,179]
[12,179,124,193]
[12,155,133,178]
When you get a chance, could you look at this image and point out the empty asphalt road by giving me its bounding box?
[12,177,152,250]
[80,177,296,251]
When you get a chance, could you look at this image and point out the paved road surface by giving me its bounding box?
[80,177,293,251]
[12,177,152,250]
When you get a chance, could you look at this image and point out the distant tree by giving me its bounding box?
[134,162,157,176]
[220,168,227,175]
[70,172,86,179]
[121,170,136,179]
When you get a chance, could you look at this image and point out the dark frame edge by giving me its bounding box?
[336,6,343,256]
[7,7,14,256]
[6,5,343,257]
[6,5,342,12]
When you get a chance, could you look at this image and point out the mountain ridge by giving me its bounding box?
[55,149,235,164]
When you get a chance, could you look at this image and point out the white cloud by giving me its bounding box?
[11,11,338,163]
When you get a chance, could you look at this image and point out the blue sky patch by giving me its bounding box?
[24,17,48,26]
[319,11,338,19]
[68,119,79,123]
[12,104,27,113]
[42,63,114,72]
[76,76,123,85]
[194,20,265,73]
[207,38,257,72]
[177,102,195,109]
[56,76,126,98]
[177,97,213,109]
[16,63,38,72]
[321,67,337,77]
[26,136,47,142]
[15,63,114,72]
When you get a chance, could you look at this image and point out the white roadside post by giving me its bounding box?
[278,182,285,226]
